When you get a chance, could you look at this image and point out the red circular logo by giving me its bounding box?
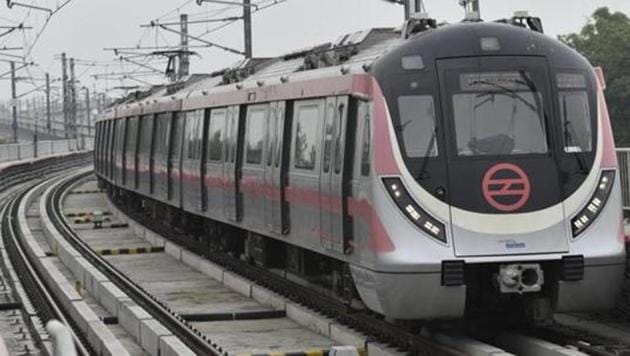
[482,163,531,212]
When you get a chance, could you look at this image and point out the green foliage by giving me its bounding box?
[559,7,630,146]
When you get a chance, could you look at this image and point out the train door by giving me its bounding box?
[153,113,172,201]
[124,117,139,191]
[288,99,325,245]
[205,108,227,217]
[437,56,568,256]
[319,97,350,253]
[223,106,243,221]
[263,102,287,234]
[182,110,204,212]
[242,104,268,229]
[168,113,185,207]
[137,115,154,196]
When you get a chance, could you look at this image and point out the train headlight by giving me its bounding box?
[382,177,446,243]
[571,170,615,237]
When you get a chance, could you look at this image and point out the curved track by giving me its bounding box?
[47,171,223,355]
[0,153,92,355]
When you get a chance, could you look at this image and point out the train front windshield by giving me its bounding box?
[450,72,549,157]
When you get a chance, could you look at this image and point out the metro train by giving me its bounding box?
[94,13,625,320]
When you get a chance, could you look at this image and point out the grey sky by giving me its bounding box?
[1,0,629,101]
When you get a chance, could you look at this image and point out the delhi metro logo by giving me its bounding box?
[482,163,531,212]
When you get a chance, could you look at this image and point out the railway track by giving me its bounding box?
[47,172,222,355]
[6,162,630,356]
[0,153,92,355]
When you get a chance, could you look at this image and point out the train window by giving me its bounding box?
[116,119,126,157]
[397,96,438,158]
[170,113,185,161]
[360,102,371,177]
[452,72,548,156]
[246,106,267,165]
[185,110,204,160]
[138,115,153,156]
[228,110,236,163]
[267,104,277,167]
[294,102,321,170]
[125,117,138,156]
[274,102,285,168]
[322,102,335,173]
[154,113,171,157]
[559,91,592,153]
[334,101,346,174]
[208,109,226,161]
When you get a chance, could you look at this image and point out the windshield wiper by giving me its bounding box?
[417,128,436,180]
[562,96,589,174]
[471,79,538,113]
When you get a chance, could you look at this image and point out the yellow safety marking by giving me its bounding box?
[304,349,324,356]
[266,352,286,356]
[95,246,164,256]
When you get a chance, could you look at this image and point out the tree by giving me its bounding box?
[560,7,630,146]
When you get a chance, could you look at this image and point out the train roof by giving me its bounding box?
[101,14,560,121]
[102,27,401,119]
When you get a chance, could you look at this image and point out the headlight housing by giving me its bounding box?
[382,177,446,243]
[571,170,616,237]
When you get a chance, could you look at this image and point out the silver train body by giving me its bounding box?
[94,18,625,320]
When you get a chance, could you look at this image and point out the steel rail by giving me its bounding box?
[2,187,91,356]
[47,171,223,356]
[0,156,95,356]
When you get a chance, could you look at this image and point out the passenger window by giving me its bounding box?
[208,109,227,161]
[322,102,335,173]
[186,110,203,160]
[334,102,346,174]
[294,102,321,170]
[275,103,285,168]
[138,116,153,157]
[267,105,277,167]
[397,95,438,158]
[228,112,236,163]
[125,117,138,157]
[557,73,592,153]
[117,119,126,156]
[170,113,185,160]
[360,103,371,177]
[155,113,171,157]
[246,106,267,165]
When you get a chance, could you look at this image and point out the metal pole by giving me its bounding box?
[178,14,190,80]
[85,88,91,137]
[405,0,423,19]
[45,73,51,133]
[10,61,17,143]
[472,0,480,18]
[32,96,38,158]
[243,0,252,58]
[61,52,68,138]
[69,57,77,139]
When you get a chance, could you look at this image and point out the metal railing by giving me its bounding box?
[0,138,93,164]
